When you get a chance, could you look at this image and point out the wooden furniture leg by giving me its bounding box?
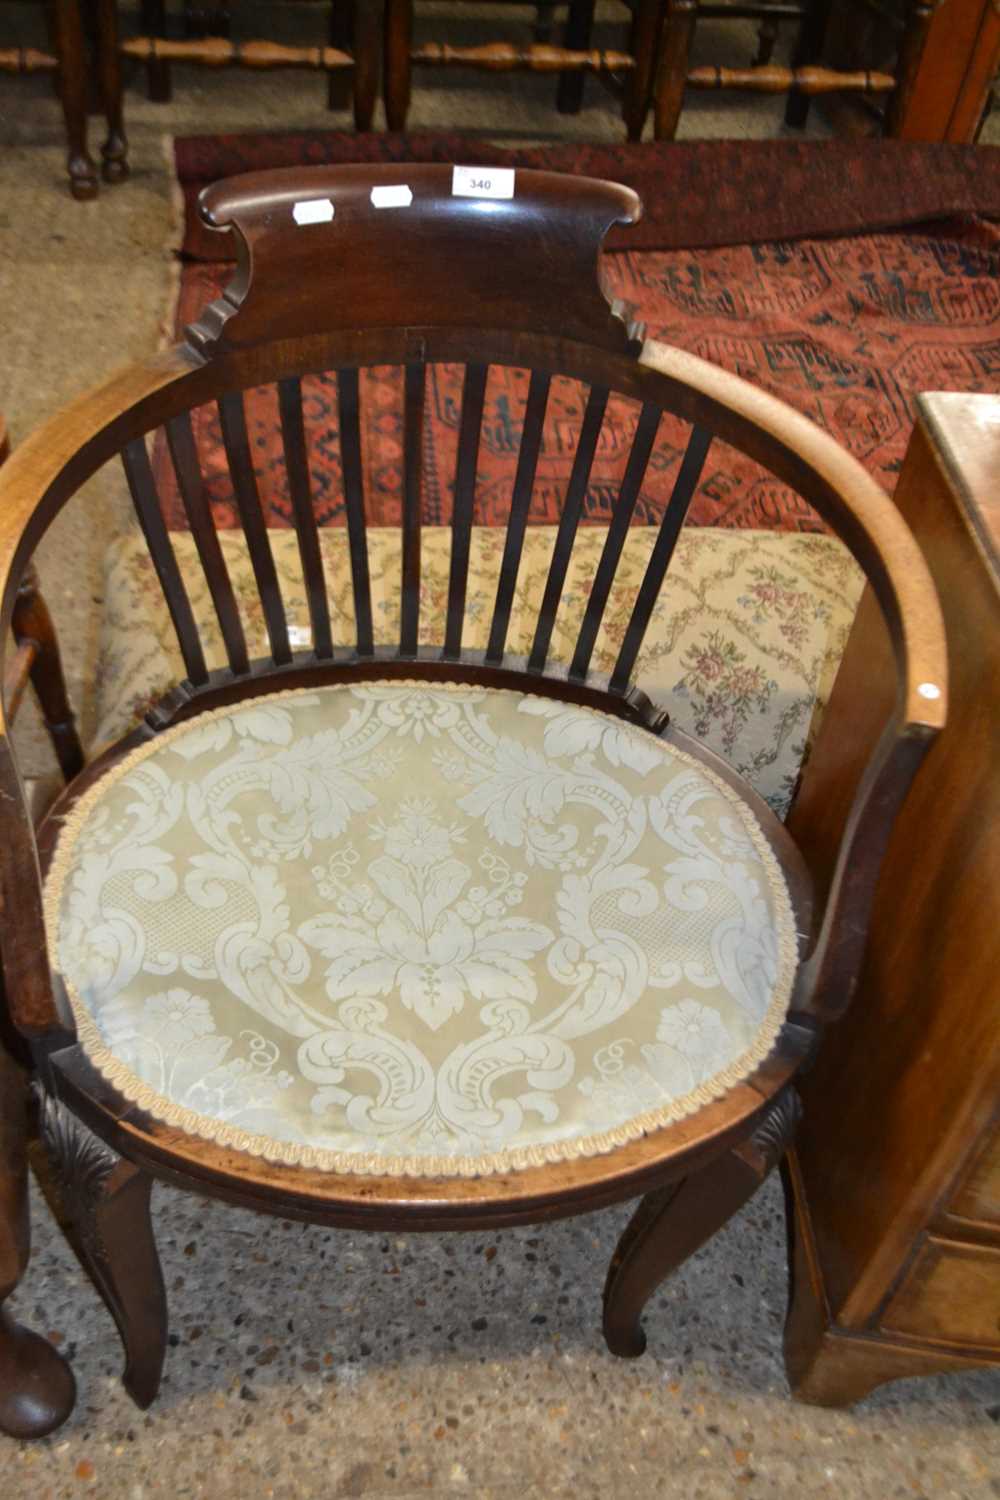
[603,1087,801,1356]
[623,0,664,140]
[52,0,98,200]
[782,1157,992,1405]
[95,0,128,184]
[11,568,85,784]
[140,0,172,98]
[556,0,595,114]
[37,1095,167,1409]
[0,1037,76,1439]
[352,0,379,130]
[329,0,355,110]
[653,0,696,139]
[383,0,412,130]
[784,0,833,127]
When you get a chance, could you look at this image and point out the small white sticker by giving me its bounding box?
[292,198,334,226]
[370,184,413,209]
[287,625,313,648]
[918,682,942,700]
[452,165,515,201]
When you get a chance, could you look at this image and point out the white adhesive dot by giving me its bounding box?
[370,184,413,208]
[292,198,334,226]
[918,682,941,700]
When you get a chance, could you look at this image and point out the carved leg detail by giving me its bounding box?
[0,1046,76,1439]
[38,1094,167,1410]
[603,1087,801,1358]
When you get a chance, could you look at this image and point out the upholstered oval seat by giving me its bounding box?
[46,681,797,1178]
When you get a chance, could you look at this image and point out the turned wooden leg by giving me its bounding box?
[383,0,412,132]
[37,1093,167,1409]
[784,0,832,129]
[622,0,664,142]
[0,1036,76,1438]
[52,0,99,200]
[556,0,594,115]
[653,0,696,141]
[603,1087,801,1357]
[352,0,379,131]
[94,0,128,183]
[12,567,85,784]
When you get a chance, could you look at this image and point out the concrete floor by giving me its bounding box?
[1,6,998,1495]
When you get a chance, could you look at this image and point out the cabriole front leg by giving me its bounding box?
[37,1093,167,1409]
[603,1087,802,1357]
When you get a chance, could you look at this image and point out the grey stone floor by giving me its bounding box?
[1,6,999,1495]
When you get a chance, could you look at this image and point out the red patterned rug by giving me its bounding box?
[161,135,1000,533]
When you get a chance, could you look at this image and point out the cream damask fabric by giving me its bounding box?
[95,526,862,815]
[47,683,798,1177]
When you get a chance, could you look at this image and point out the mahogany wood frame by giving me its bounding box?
[0,165,945,1435]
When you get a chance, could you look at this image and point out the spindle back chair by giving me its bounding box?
[0,165,945,1435]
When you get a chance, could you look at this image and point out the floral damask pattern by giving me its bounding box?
[94,525,862,815]
[48,683,798,1176]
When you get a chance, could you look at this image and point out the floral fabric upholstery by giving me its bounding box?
[95,526,863,816]
[46,683,797,1177]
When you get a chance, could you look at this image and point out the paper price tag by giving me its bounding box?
[452,166,515,201]
[292,199,334,226]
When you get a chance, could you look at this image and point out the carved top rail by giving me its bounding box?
[187,164,643,356]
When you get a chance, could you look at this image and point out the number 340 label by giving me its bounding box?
[452,166,516,200]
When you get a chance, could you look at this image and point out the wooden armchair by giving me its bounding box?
[383,0,665,138]
[0,165,945,1435]
[653,0,933,139]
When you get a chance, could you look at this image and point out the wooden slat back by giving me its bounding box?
[444,362,488,661]
[528,383,608,675]
[217,390,292,667]
[400,363,426,657]
[485,370,551,665]
[165,412,250,676]
[610,424,712,692]
[278,376,333,659]
[121,438,208,686]
[569,400,662,682]
[337,366,374,657]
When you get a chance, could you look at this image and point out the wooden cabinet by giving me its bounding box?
[784,392,1000,1406]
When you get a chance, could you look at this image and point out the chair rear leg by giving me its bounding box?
[623,0,664,141]
[37,1094,167,1410]
[140,0,172,99]
[603,1086,801,1357]
[0,1042,76,1439]
[784,0,832,129]
[95,0,128,183]
[383,0,413,130]
[653,0,696,140]
[329,0,355,110]
[53,0,99,200]
[556,0,594,115]
[352,0,380,130]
